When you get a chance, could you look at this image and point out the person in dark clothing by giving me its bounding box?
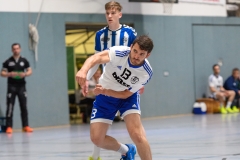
[1,43,33,134]
[224,68,240,112]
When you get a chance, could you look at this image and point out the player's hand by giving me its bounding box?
[8,72,18,77]
[139,87,144,95]
[94,84,104,95]
[224,91,229,97]
[81,81,89,97]
[76,70,87,89]
[19,72,26,78]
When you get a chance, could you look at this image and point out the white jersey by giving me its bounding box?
[99,46,153,93]
[208,74,223,96]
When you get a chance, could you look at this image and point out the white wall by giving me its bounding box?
[0,0,227,17]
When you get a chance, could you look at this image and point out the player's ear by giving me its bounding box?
[119,12,122,18]
[146,53,151,58]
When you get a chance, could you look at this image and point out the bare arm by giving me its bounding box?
[18,67,32,78]
[76,50,110,93]
[1,70,9,77]
[94,84,133,99]
[220,86,225,92]
[1,70,18,77]
[209,86,217,93]
[104,89,133,99]
[86,64,100,80]
[1,67,32,78]
[210,86,225,93]
[86,51,101,80]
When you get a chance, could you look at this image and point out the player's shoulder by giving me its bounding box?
[122,24,137,35]
[141,59,153,85]
[142,59,153,77]
[111,46,131,57]
[209,74,222,81]
[122,24,136,31]
[96,26,108,36]
[209,74,214,81]
[20,56,28,62]
[4,56,13,63]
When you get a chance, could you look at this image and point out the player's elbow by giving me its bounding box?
[27,68,32,76]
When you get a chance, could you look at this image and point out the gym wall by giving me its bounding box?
[0,1,240,128]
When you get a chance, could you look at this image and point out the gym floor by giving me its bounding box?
[1,114,240,160]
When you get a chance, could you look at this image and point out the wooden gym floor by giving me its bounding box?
[1,114,240,160]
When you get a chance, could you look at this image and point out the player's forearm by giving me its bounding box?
[1,71,9,77]
[209,87,216,93]
[220,87,225,92]
[25,68,32,77]
[81,55,104,75]
[86,64,100,80]
[103,89,133,99]
[82,56,98,73]
[81,50,110,74]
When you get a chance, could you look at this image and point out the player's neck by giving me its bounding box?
[13,54,20,60]
[108,23,121,31]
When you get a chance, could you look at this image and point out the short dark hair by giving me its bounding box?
[11,43,21,49]
[232,68,239,73]
[212,64,219,70]
[132,35,154,53]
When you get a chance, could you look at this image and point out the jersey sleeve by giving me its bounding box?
[128,28,137,46]
[108,46,130,65]
[208,76,215,87]
[95,32,101,52]
[2,60,8,71]
[24,59,30,69]
[130,66,153,93]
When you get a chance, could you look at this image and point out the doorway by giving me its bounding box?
[65,23,134,124]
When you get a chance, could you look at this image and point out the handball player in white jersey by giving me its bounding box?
[84,1,138,160]
[76,35,153,160]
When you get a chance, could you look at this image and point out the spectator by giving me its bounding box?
[1,43,33,134]
[223,68,240,112]
[208,64,235,114]
[79,68,102,123]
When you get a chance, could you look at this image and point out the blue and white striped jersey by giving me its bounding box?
[99,46,153,93]
[95,24,137,52]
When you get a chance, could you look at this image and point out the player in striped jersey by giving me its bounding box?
[83,2,137,160]
[95,24,136,52]
[76,35,154,160]
[86,1,137,82]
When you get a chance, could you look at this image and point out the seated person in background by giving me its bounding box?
[223,68,240,112]
[79,68,102,123]
[208,64,235,114]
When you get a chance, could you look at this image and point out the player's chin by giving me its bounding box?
[132,61,140,65]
